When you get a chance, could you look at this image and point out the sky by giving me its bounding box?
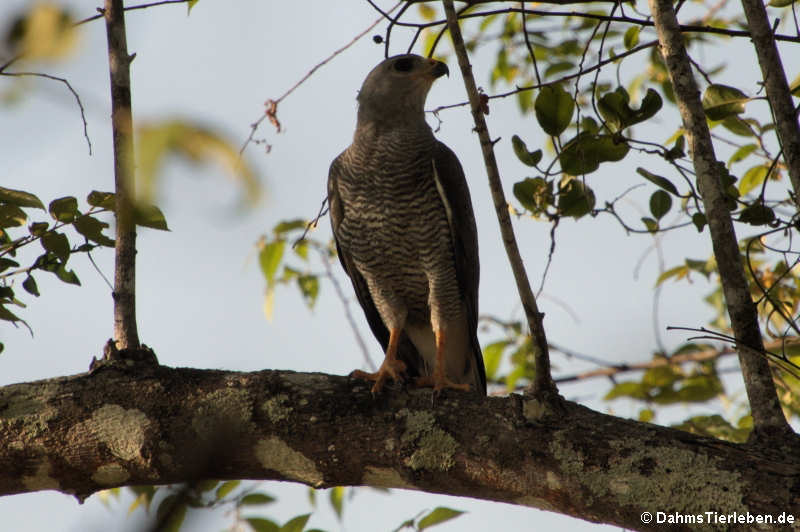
[1,0,797,531]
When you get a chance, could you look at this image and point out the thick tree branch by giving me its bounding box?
[737,0,800,206]
[441,0,557,400]
[647,0,793,443]
[2,367,800,530]
[105,0,140,350]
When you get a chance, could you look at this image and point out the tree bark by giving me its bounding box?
[105,0,140,350]
[738,0,800,203]
[647,0,793,443]
[2,366,799,530]
[442,0,557,399]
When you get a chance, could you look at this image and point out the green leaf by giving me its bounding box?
[329,486,344,520]
[155,495,186,532]
[0,304,23,323]
[623,26,640,50]
[215,480,240,500]
[136,120,261,207]
[535,85,574,136]
[598,87,662,131]
[605,381,646,400]
[41,231,70,263]
[0,258,20,273]
[187,0,200,14]
[636,168,679,196]
[638,408,654,422]
[691,212,707,232]
[87,190,116,211]
[29,222,49,237]
[482,340,509,381]
[720,116,755,137]
[702,84,749,120]
[297,275,320,309]
[739,202,775,226]
[22,275,39,297]
[54,264,80,285]
[259,240,285,287]
[511,135,543,167]
[0,186,44,210]
[274,219,307,235]
[673,414,749,443]
[513,177,552,215]
[418,507,466,530]
[0,204,28,228]
[247,518,280,532]
[240,493,276,506]
[74,215,115,247]
[649,190,672,220]
[134,204,169,231]
[559,133,629,175]
[558,179,595,218]
[280,513,311,532]
[738,165,769,196]
[641,217,658,233]
[48,196,78,223]
[768,0,795,7]
[728,144,758,167]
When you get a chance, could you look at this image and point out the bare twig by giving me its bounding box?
[105,0,140,350]
[442,0,558,401]
[0,71,92,155]
[240,2,402,155]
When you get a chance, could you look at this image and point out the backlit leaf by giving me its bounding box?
[247,518,280,532]
[240,493,276,506]
[259,239,285,287]
[482,340,509,381]
[636,168,679,196]
[329,486,345,520]
[134,204,169,231]
[48,196,78,223]
[41,231,69,263]
[87,191,116,211]
[702,84,749,120]
[418,507,465,530]
[511,135,543,167]
[215,480,240,500]
[535,85,574,136]
[738,165,769,196]
[280,513,311,532]
[0,186,44,210]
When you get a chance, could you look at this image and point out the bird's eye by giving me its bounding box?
[393,57,414,72]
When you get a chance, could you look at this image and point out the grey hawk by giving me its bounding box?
[327,54,485,395]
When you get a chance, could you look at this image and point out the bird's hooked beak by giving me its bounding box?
[430,59,449,79]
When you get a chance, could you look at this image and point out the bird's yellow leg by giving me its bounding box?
[415,328,471,392]
[351,327,407,394]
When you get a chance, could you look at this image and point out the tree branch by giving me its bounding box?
[2,367,800,529]
[441,0,558,400]
[105,0,140,350]
[737,0,800,208]
[647,0,793,443]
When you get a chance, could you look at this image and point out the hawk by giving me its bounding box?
[327,54,486,395]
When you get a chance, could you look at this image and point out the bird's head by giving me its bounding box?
[356,54,449,127]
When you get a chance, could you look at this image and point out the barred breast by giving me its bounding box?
[334,126,464,327]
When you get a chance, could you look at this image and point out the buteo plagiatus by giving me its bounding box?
[327,54,486,395]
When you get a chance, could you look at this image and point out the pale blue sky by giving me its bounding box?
[2,0,795,530]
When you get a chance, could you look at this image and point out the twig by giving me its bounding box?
[240,2,402,155]
[442,0,558,400]
[0,71,92,155]
[318,246,376,372]
[105,0,140,350]
[75,0,192,25]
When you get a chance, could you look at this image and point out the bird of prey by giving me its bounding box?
[327,54,486,395]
